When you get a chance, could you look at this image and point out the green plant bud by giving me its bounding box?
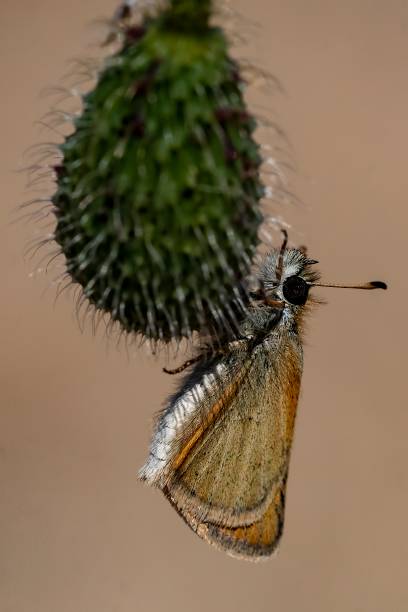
[52,0,264,343]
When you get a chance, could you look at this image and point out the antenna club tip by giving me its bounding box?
[370,281,387,290]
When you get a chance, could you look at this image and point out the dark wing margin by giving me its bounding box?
[165,472,288,561]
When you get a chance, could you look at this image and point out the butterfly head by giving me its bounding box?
[253,230,386,319]
[259,248,320,309]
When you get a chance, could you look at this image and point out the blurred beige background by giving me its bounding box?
[1,1,407,611]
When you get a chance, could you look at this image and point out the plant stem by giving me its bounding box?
[162,0,213,31]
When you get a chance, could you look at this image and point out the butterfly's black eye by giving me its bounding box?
[282,276,310,306]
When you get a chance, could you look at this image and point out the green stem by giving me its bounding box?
[161,0,213,32]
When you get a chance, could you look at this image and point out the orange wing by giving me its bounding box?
[167,476,287,560]
[162,337,302,559]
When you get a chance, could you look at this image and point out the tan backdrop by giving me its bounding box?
[1,1,406,611]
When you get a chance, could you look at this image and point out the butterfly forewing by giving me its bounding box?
[142,333,303,560]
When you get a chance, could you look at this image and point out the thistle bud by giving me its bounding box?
[52,0,264,343]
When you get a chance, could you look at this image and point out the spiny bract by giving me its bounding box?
[53,0,264,343]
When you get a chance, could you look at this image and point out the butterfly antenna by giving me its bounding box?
[276,229,288,282]
[312,281,387,290]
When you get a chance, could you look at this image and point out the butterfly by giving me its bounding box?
[139,234,386,560]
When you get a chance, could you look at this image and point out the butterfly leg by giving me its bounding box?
[163,338,250,375]
[163,355,203,375]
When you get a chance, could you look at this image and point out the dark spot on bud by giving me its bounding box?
[242,157,257,179]
[54,165,65,179]
[215,107,249,125]
[133,61,160,97]
[230,63,244,84]
[182,188,194,200]
[124,25,146,44]
[225,142,238,162]
[127,115,145,138]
